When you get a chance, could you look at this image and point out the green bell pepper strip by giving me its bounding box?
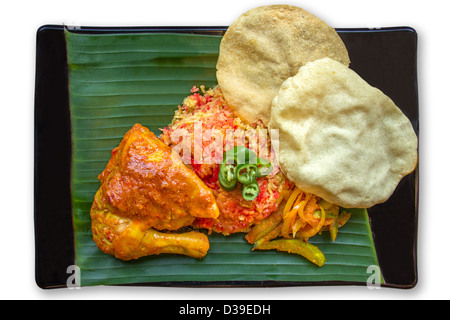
[253,239,326,267]
[242,182,260,201]
[236,164,258,185]
[252,223,282,249]
[245,210,283,244]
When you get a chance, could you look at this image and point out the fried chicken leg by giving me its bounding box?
[90,124,219,260]
[90,207,210,260]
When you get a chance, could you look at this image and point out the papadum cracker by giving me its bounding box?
[269,58,417,208]
[216,4,350,125]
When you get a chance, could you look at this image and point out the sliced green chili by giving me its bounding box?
[219,146,272,199]
[219,172,238,191]
[224,146,258,165]
[257,157,273,177]
[236,164,258,185]
[219,163,238,191]
[219,162,237,182]
[242,182,260,201]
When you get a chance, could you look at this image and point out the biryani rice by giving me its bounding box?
[161,86,293,235]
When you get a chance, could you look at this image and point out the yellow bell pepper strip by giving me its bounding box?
[253,239,326,267]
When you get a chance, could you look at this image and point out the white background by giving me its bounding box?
[0,0,446,300]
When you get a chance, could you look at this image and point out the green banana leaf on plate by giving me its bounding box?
[65,30,381,287]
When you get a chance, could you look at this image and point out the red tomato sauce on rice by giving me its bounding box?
[160,86,293,235]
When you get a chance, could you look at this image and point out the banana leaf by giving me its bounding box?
[66,30,381,286]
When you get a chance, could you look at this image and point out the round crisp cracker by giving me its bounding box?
[269,58,418,208]
[216,4,350,125]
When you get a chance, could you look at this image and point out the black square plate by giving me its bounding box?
[34,25,419,289]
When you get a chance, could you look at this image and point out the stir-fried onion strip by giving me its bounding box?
[292,199,308,237]
[295,205,326,239]
[246,186,352,267]
[282,189,330,240]
[283,188,302,217]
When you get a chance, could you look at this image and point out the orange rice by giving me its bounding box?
[160,86,293,235]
